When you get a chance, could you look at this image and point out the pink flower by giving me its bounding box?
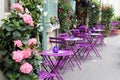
[27,38,37,46]
[20,62,33,74]
[23,48,33,59]
[12,50,23,63]
[22,14,34,26]
[14,40,23,47]
[11,3,24,13]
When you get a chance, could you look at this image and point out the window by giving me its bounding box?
[4,0,11,12]
[4,0,18,12]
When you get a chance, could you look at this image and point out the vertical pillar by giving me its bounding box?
[42,0,48,50]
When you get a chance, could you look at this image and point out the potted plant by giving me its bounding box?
[101,4,114,30]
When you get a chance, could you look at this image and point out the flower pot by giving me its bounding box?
[114,29,120,35]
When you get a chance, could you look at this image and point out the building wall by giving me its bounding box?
[0,0,5,26]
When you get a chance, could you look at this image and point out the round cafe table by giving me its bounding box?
[65,37,82,69]
[41,50,73,80]
[85,33,102,59]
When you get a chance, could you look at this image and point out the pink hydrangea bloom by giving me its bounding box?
[14,40,23,47]
[11,3,24,13]
[23,48,33,59]
[22,14,34,26]
[12,50,23,63]
[27,38,37,46]
[20,62,33,74]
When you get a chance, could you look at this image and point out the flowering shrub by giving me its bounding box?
[58,0,72,32]
[11,38,41,76]
[11,3,24,13]
[89,1,100,28]
[0,0,43,80]
[27,38,37,46]
[22,14,34,26]
[12,50,24,63]
[20,62,33,74]
[14,40,23,47]
[101,4,114,29]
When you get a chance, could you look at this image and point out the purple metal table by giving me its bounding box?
[85,33,102,59]
[65,37,82,69]
[41,50,74,80]
[94,29,105,33]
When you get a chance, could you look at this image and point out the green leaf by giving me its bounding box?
[6,72,20,80]
[12,31,21,39]
[4,56,14,68]
[6,72,14,79]
[0,50,2,58]
[4,25,15,31]
[22,39,28,45]
[6,32,11,36]
[18,75,31,80]
[19,27,27,31]
[2,50,8,56]
[13,19,19,27]
[1,19,8,23]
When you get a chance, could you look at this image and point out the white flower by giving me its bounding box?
[43,11,47,16]
[18,13,23,17]
[19,0,22,4]
[92,5,95,8]
[37,5,44,12]
[25,8,30,14]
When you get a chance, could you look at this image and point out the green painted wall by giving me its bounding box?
[42,0,58,50]
[47,0,58,21]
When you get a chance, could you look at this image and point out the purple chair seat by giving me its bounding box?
[38,70,56,80]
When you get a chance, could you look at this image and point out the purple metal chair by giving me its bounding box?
[38,70,56,80]
[95,24,106,30]
[58,33,69,39]
[92,25,106,46]
[49,37,81,70]
[38,63,56,80]
[72,28,101,59]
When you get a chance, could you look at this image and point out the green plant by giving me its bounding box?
[70,13,78,29]
[0,0,43,80]
[89,1,100,28]
[75,0,92,25]
[20,0,44,38]
[58,0,72,32]
[101,4,114,29]
[50,16,57,25]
